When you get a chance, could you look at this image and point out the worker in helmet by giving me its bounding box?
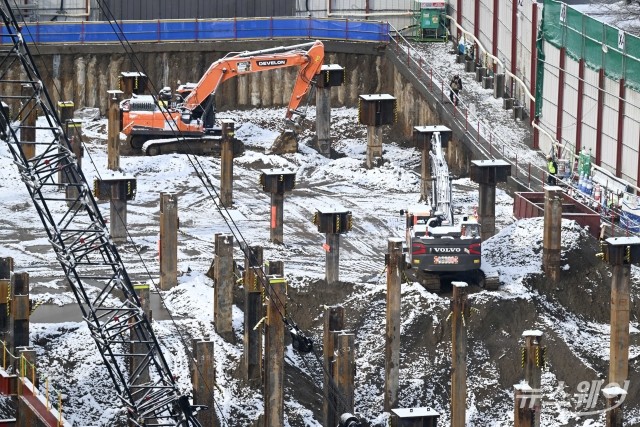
[547,155,558,185]
[449,75,462,106]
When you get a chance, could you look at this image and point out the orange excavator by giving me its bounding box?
[120,40,325,155]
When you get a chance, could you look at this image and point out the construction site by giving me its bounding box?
[0,0,639,426]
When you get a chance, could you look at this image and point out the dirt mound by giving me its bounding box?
[275,224,639,425]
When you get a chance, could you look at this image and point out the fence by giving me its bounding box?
[5,17,390,44]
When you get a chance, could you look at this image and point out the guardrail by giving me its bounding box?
[0,341,69,426]
[5,17,390,44]
[387,26,546,187]
[387,25,640,237]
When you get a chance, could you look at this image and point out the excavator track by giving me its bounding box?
[141,135,245,156]
[405,268,442,293]
[127,126,246,157]
[480,270,501,291]
[406,267,500,293]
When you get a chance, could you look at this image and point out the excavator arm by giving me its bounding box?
[183,40,325,121]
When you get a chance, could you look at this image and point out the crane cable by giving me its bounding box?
[9,0,224,425]
[90,0,357,423]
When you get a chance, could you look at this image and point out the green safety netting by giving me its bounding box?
[540,0,640,92]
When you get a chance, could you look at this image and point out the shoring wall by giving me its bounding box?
[19,0,640,185]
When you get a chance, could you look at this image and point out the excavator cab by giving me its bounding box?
[460,222,480,239]
[175,83,216,130]
[175,82,197,102]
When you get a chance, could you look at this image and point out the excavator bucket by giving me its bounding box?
[284,116,304,133]
[269,130,298,154]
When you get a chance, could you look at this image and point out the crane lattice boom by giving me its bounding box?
[0,2,201,425]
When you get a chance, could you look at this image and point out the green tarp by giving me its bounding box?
[540,0,640,91]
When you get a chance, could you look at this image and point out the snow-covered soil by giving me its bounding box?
[0,46,639,426]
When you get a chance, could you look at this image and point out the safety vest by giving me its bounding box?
[547,160,556,174]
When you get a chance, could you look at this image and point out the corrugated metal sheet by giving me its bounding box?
[561,58,581,148]
[580,68,599,155]
[303,0,411,18]
[370,0,411,9]
[602,79,619,140]
[334,0,366,10]
[101,0,295,20]
[622,90,640,185]
[518,1,534,91]
[622,89,640,185]
[477,0,492,53]
[497,0,512,78]
[600,79,620,172]
[541,43,560,131]
[460,0,474,31]
[447,2,457,38]
[300,0,328,17]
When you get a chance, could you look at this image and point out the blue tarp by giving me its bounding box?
[1,18,389,44]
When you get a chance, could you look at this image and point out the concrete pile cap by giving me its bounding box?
[263,168,296,175]
[321,64,344,71]
[317,206,349,214]
[602,386,627,398]
[605,236,640,246]
[471,159,510,168]
[359,94,395,101]
[413,125,451,133]
[120,71,146,77]
[514,382,533,392]
[101,173,135,181]
[451,281,468,288]
[391,407,439,418]
[522,330,543,337]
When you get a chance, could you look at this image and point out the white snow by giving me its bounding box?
[0,42,637,425]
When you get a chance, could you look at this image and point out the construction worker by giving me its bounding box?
[547,155,558,185]
[158,87,172,111]
[449,75,462,106]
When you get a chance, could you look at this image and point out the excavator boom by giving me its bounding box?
[184,40,325,120]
